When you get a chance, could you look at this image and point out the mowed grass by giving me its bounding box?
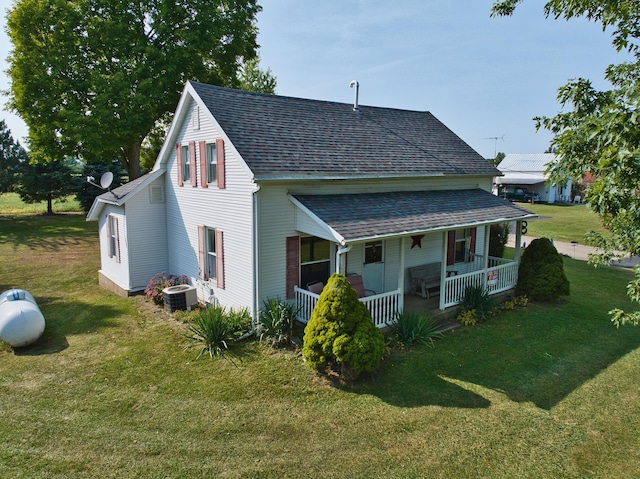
[0,192,81,215]
[1,210,640,477]
[524,203,608,243]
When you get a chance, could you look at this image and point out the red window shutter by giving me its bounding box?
[446,230,455,266]
[468,227,477,262]
[286,236,300,299]
[198,225,206,280]
[199,141,208,188]
[176,143,183,187]
[216,229,225,289]
[189,141,197,186]
[113,216,121,263]
[216,138,225,189]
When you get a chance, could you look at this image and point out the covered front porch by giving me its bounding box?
[289,189,536,328]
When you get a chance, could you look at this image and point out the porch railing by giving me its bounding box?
[442,260,518,309]
[294,286,401,329]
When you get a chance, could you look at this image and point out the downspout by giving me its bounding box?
[252,184,261,329]
[398,236,405,315]
[336,244,351,275]
[440,231,448,311]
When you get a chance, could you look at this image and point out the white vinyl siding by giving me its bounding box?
[166,99,255,313]
[98,206,129,291]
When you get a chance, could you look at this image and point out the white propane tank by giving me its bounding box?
[0,289,45,347]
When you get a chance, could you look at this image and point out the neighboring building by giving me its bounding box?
[87,82,535,326]
[494,153,572,204]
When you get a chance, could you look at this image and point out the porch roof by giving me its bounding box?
[290,189,536,244]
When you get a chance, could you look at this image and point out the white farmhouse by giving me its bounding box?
[87,82,535,326]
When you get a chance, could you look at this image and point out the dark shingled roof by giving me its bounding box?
[190,82,500,180]
[292,189,534,241]
[94,172,152,202]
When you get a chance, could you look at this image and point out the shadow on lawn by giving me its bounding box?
[11,296,122,356]
[355,314,640,410]
[0,215,94,251]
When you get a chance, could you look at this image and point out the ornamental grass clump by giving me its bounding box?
[516,237,570,302]
[302,273,385,380]
[389,311,442,350]
[257,297,300,348]
[185,305,242,361]
[457,284,495,326]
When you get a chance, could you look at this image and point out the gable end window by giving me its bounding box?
[177,143,193,187]
[207,143,217,184]
[107,214,121,263]
[181,145,190,183]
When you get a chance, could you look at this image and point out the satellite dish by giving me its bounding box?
[100,171,114,189]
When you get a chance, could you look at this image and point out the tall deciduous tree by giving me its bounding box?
[6,0,265,180]
[491,1,640,326]
[0,120,28,194]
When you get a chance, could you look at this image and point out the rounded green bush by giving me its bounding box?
[516,237,570,302]
[302,273,385,379]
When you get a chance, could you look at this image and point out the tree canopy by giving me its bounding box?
[491,1,640,326]
[6,0,271,180]
[0,120,28,194]
[15,158,76,215]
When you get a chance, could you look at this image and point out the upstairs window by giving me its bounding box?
[206,143,217,184]
[181,144,190,183]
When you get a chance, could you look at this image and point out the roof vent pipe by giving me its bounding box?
[349,80,359,112]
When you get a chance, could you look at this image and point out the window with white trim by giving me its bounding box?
[206,227,217,280]
[107,214,120,262]
[206,143,217,184]
[454,228,470,263]
[300,236,331,288]
[181,144,190,182]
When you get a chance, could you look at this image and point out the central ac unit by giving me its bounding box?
[163,284,198,312]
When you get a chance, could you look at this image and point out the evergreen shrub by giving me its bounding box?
[302,274,385,379]
[516,237,570,302]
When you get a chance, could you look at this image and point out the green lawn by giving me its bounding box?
[523,203,608,243]
[0,192,81,215]
[1,211,640,478]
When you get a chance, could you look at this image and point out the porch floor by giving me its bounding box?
[403,294,461,333]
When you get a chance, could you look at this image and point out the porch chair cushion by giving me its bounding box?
[346,274,375,298]
[307,281,324,294]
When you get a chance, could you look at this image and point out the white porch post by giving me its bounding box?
[514,220,522,264]
[440,230,448,310]
[398,236,405,314]
[483,224,490,287]
[336,244,351,275]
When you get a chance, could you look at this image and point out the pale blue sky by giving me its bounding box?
[0,1,624,158]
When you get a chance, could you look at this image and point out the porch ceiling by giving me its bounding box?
[290,189,536,244]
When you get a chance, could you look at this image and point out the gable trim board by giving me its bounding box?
[87,169,166,221]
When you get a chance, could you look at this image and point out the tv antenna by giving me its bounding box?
[484,134,505,157]
[87,171,119,199]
